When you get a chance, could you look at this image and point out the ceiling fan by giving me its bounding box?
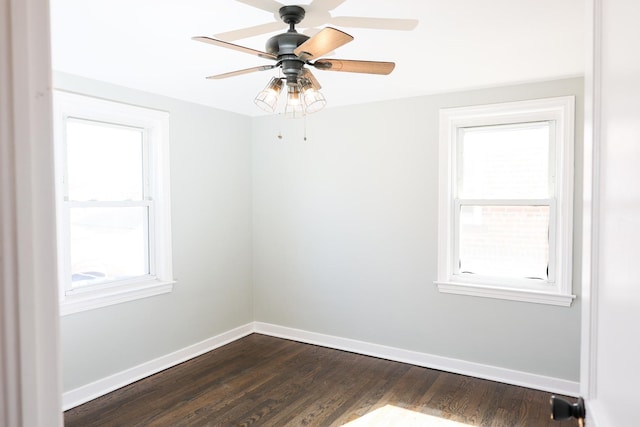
[193,4,398,116]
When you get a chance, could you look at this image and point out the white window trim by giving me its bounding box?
[53,91,175,315]
[436,96,576,306]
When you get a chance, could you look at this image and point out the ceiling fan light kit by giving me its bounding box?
[194,4,397,118]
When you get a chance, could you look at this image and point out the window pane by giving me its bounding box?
[66,119,144,201]
[459,123,550,199]
[70,207,149,287]
[458,205,549,280]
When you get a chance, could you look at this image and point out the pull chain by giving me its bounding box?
[277,112,283,140]
[274,113,309,141]
[303,114,307,141]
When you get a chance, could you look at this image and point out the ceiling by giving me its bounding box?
[49,0,585,117]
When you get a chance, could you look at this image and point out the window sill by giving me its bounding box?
[435,281,575,306]
[59,279,176,316]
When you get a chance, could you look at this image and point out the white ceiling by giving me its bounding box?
[50,0,585,117]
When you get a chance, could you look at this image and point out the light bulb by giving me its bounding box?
[284,84,304,118]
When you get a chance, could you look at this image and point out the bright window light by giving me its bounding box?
[69,206,149,286]
[66,119,145,201]
[459,205,550,279]
[459,123,550,199]
[342,405,475,427]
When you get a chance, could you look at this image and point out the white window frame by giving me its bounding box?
[436,96,575,306]
[53,91,174,315]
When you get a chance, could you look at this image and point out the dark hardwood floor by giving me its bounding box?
[65,334,579,426]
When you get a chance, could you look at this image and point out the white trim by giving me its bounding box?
[0,0,63,425]
[62,323,254,410]
[59,280,175,316]
[584,399,606,427]
[456,198,553,206]
[437,96,575,305]
[254,322,580,396]
[62,321,580,412]
[435,281,575,306]
[440,96,576,126]
[580,0,600,403]
[66,200,153,208]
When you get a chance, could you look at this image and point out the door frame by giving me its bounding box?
[0,0,62,425]
[580,0,600,417]
[1,0,599,425]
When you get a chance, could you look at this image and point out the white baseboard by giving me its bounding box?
[254,322,580,397]
[584,398,610,427]
[63,321,580,411]
[62,323,254,410]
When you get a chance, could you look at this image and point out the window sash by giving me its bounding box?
[452,198,557,288]
[455,120,557,200]
[62,117,150,202]
[61,117,154,292]
[62,200,155,292]
[452,121,558,287]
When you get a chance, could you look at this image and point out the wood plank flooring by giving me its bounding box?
[64,334,579,426]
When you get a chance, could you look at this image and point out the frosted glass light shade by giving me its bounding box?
[254,77,283,112]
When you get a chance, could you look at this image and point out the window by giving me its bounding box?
[437,97,575,306]
[54,91,174,315]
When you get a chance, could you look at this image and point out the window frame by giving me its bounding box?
[53,91,174,315]
[436,96,575,306]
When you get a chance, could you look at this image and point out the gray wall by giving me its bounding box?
[57,74,583,392]
[252,77,583,381]
[55,73,254,391]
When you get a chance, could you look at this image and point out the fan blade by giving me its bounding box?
[214,22,284,42]
[233,0,284,13]
[301,68,322,89]
[294,27,353,60]
[330,16,418,31]
[206,65,276,80]
[308,0,348,12]
[192,36,277,60]
[313,59,395,75]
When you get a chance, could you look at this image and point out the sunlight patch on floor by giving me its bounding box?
[342,405,475,427]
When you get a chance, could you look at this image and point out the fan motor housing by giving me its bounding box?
[265,32,309,57]
[266,31,309,84]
